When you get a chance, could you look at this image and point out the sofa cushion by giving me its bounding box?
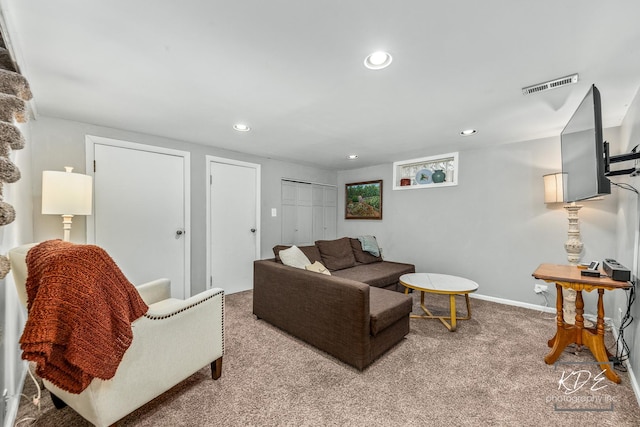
[273,245,322,264]
[305,261,331,275]
[332,261,415,289]
[279,246,311,269]
[315,237,357,271]
[350,238,383,264]
[369,287,412,336]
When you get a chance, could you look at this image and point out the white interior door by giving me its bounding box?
[86,136,190,298]
[208,157,260,294]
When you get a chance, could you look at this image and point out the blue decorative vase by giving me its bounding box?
[432,169,446,183]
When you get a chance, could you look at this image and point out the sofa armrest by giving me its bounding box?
[253,260,371,369]
[135,278,172,305]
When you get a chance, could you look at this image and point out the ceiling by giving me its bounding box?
[2,0,640,170]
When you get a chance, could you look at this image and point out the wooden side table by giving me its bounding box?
[532,264,631,383]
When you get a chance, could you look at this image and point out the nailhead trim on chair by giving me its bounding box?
[221,293,225,355]
[143,289,225,355]
[143,289,224,320]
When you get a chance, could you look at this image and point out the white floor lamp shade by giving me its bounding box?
[42,167,93,241]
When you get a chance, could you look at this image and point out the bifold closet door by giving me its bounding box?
[281,181,313,246]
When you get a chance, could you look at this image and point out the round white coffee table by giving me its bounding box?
[399,273,479,332]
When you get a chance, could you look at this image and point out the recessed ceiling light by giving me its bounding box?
[347,154,358,160]
[460,129,477,136]
[233,123,250,132]
[364,51,392,70]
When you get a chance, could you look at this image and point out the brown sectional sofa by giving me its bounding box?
[253,237,415,370]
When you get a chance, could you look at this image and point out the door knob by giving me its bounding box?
[250,228,256,233]
[176,229,185,238]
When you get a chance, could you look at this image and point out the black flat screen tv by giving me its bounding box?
[561,84,611,202]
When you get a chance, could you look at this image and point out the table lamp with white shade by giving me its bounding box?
[42,166,93,241]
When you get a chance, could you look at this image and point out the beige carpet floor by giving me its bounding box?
[15,290,640,426]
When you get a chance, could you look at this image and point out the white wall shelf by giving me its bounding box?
[392,152,459,190]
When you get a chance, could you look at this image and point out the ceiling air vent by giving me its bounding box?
[522,73,579,95]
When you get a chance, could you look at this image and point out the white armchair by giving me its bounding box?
[8,243,224,427]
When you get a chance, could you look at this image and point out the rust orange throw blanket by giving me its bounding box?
[20,240,149,394]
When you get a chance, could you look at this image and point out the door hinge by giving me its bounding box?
[210,276,213,288]
[210,175,212,185]
[93,160,96,172]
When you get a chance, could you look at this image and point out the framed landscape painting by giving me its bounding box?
[345,180,383,220]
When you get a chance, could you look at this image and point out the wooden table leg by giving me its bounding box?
[547,283,564,348]
[575,290,585,347]
[581,289,621,383]
[596,289,605,337]
[545,283,574,365]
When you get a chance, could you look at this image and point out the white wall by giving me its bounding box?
[337,134,619,309]
[615,85,640,389]
[28,115,336,295]
[1,120,33,426]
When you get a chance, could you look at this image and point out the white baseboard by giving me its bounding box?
[624,360,640,408]
[471,292,640,407]
[470,292,555,314]
[610,325,640,407]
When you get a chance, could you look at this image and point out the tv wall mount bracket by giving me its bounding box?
[605,142,640,177]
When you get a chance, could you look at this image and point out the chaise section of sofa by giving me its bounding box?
[253,237,415,370]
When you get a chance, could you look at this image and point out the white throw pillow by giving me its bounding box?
[305,261,331,275]
[279,245,311,269]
